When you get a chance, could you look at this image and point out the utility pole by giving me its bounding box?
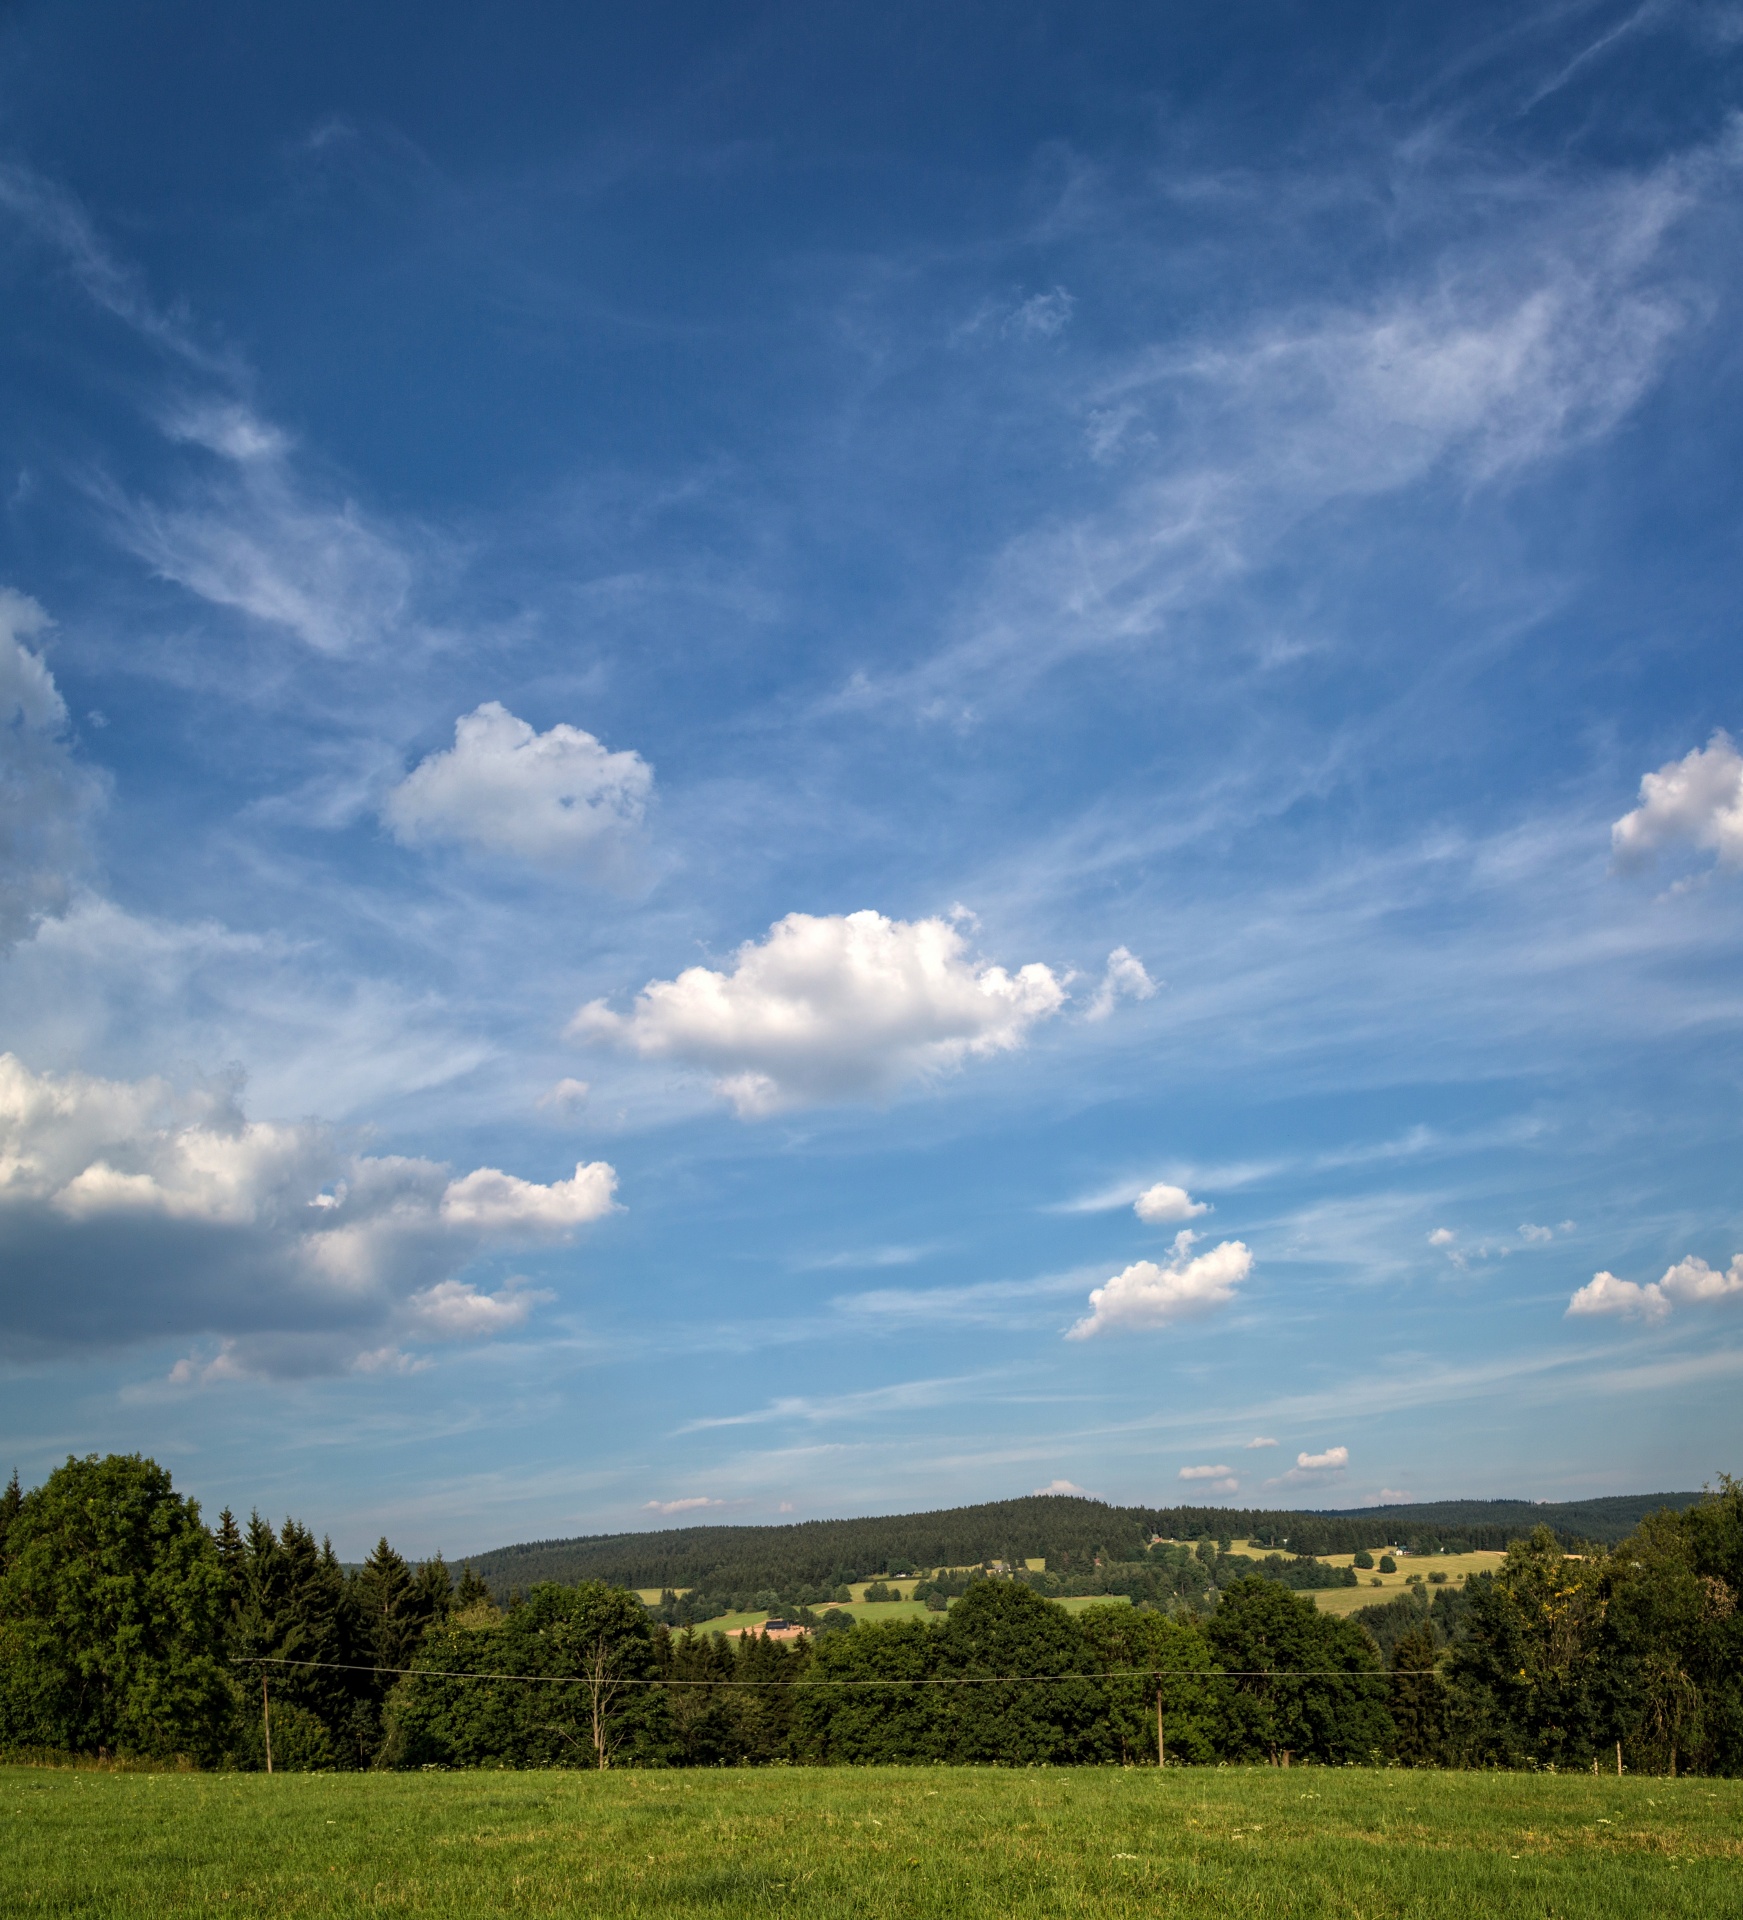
[1156,1686,1165,1770]
[262,1672,273,1776]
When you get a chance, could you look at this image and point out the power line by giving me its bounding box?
[235,1654,1406,1689]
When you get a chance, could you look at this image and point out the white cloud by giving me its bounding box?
[1612,732,1743,873]
[0,1052,616,1372]
[882,151,1704,714]
[1519,1222,1554,1244]
[1033,1477,1095,1497]
[1067,1230,1252,1338]
[0,165,417,660]
[644,1496,725,1516]
[108,402,416,657]
[1294,1446,1350,1472]
[1567,1253,1743,1322]
[1085,946,1157,1020]
[0,163,222,368]
[573,909,1066,1116]
[1133,1182,1209,1225]
[439,1161,617,1232]
[0,590,101,952]
[1008,287,1075,339]
[1177,1463,1234,1480]
[536,1078,590,1116]
[1428,1227,1456,1247]
[385,703,653,873]
[1244,1435,1278,1449]
[1566,1269,1663,1320]
[403,1279,550,1340]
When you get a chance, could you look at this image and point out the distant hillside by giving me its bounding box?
[462,1488,1707,1597]
[1311,1493,1702,1542]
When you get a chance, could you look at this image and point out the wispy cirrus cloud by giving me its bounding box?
[0,165,429,659]
[674,1372,997,1435]
[865,136,1718,718]
[0,592,103,953]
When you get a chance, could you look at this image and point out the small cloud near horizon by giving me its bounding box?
[1178,1463,1240,1494]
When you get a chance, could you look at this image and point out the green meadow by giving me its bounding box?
[5,1764,1736,1919]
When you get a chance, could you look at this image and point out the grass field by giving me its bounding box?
[1166,1539,1509,1618]
[4,1764,1735,1918]
[655,1590,1130,1636]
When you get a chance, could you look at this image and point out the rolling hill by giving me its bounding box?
[460,1488,1707,1595]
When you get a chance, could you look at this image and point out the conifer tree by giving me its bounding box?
[354,1538,420,1672]
[413,1552,453,1626]
[0,1469,22,1567]
[453,1565,494,1612]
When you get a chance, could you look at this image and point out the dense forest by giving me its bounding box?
[1,1457,1735,1774]
[467,1490,1703,1598]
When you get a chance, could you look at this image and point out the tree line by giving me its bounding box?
[0,1456,1735,1773]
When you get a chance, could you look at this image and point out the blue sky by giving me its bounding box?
[2,0,1742,1556]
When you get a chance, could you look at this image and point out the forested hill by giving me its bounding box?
[464,1489,1704,1594]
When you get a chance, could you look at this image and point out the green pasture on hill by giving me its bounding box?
[4,1765,1737,1919]
[650,1591,1133,1636]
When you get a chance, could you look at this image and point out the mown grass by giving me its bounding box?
[4,1764,1736,1918]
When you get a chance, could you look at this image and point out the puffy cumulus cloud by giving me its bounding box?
[1272,1445,1350,1485]
[644,1496,725,1516]
[0,1052,616,1372]
[0,590,102,952]
[1033,1477,1095,1497]
[1567,1253,1743,1323]
[1178,1463,1236,1486]
[573,909,1066,1116]
[1428,1227,1456,1247]
[1612,732,1743,873]
[1067,1230,1252,1338]
[1134,1182,1209,1225]
[385,703,653,874]
[1244,1436,1279,1450]
[1084,946,1156,1020]
[439,1162,617,1232]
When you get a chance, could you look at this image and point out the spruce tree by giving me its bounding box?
[354,1538,420,1672]
[413,1552,453,1626]
[0,1468,22,1566]
[454,1565,494,1612]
